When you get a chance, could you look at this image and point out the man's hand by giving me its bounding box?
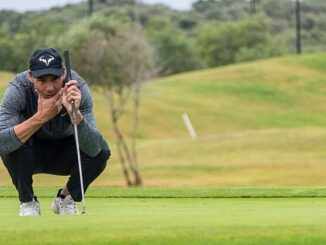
[62,80,83,124]
[36,89,63,123]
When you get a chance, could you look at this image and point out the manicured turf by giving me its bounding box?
[1,187,326,244]
[3,186,326,198]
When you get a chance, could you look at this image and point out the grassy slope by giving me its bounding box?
[1,53,326,186]
[138,53,326,137]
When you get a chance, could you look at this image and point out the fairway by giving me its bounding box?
[1,187,326,244]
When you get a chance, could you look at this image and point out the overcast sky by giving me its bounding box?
[0,0,196,12]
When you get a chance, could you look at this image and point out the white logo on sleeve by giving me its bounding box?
[39,55,55,66]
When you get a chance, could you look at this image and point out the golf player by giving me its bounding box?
[0,48,110,216]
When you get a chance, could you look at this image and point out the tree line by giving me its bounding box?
[0,0,325,76]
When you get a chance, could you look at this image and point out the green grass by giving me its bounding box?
[3,186,326,198]
[1,187,326,244]
[135,54,326,137]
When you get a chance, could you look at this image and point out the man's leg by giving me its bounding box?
[67,139,110,201]
[1,139,43,202]
[42,136,110,201]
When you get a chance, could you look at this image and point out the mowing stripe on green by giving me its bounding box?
[1,186,326,198]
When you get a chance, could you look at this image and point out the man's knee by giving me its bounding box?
[82,141,110,172]
[1,143,34,170]
[96,143,110,171]
[98,139,110,161]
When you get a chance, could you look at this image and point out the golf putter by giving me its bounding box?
[64,50,86,214]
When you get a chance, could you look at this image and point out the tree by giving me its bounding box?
[150,29,202,75]
[50,17,155,185]
[195,15,287,67]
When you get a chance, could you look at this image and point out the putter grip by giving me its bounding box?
[64,50,72,82]
[64,50,77,124]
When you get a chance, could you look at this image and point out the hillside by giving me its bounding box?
[97,53,326,139]
[1,53,326,187]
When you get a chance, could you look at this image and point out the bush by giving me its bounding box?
[195,15,288,67]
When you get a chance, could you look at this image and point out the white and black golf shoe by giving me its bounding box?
[51,190,79,215]
[19,197,41,216]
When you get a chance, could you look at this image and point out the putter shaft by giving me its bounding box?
[72,101,86,214]
[64,50,86,214]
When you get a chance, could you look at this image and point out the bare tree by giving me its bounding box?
[93,30,154,185]
[107,29,155,185]
[89,30,153,185]
[53,17,155,185]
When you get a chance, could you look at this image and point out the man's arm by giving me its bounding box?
[73,74,104,157]
[0,84,26,155]
[0,84,63,155]
[13,114,45,144]
[14,91,63,143]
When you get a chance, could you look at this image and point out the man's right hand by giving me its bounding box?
[35,89,63,123]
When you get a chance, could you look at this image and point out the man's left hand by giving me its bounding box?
[62,80,83,124]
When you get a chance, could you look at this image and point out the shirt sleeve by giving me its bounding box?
[74,73,104,157]
[0,83,25,156]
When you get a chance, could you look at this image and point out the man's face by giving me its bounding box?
[29,72,65,99]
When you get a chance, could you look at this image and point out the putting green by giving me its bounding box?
[1,188,326,244]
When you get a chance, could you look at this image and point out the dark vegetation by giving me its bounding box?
[0,0,325,76]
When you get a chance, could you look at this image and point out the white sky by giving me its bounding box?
[0,0,196,12]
